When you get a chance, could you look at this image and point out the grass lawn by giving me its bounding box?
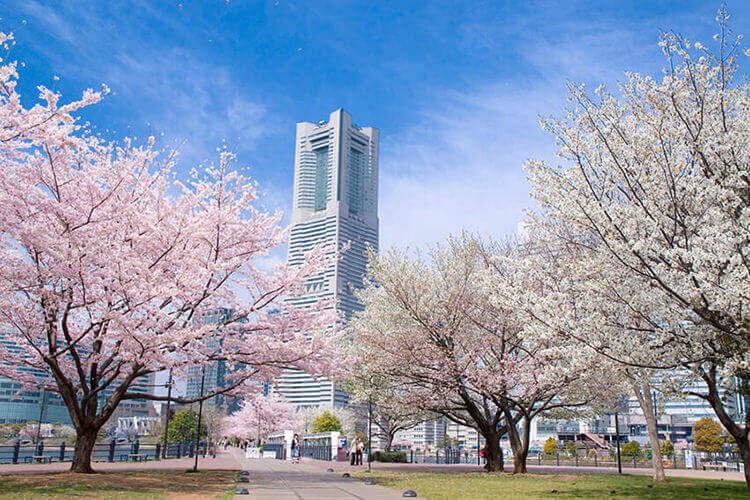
[352,470,748,499]
[0,470,238,499]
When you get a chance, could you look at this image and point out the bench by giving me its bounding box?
[128,453,149,462]
[30,455,52,463]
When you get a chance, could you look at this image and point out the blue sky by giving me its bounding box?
[1,1,747,260]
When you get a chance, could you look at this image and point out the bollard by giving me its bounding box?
[538,453,541,466]
[108,438,116,462]
[134,438,140,455]
[575,453,578,467]
[594,454,597,467]
[154,443,161,460]
[37,439,44,458]
[12,440,20,464]
[60,442,66,462]
[556,452,559,466]
[633,457,637,469]
[176,442,182,459]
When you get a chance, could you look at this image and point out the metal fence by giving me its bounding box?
[300,443,333,461]
[0,439,216,465]
[405,449,744,472]
[263,443,285,460]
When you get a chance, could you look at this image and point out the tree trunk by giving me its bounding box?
[738,440,750,491]
[70,427,99,473]
[481,429,504,472]
[514,418,532,474]
[504,411,529,474]
[698,367,750,490]
[630,379,665,482]
[385,431,394,452]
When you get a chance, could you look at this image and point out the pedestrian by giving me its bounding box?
[291,433,300,463]
[356,437,364,466]
[349,437,359,466]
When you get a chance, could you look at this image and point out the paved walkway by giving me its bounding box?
[0,450,241,475]
[234,451,409,499]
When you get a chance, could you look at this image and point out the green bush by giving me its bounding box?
[543,437,557,455]
[566,441,577,456]
[312,411,341,433]
[693,417,723,453]
[377,451,407,463]
[621,440,641,457]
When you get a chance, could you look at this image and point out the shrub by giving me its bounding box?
[660,440,674,456]
[542,437,558,455]
[312,411,341,433]
[566,441,577,456]
[377,451,407,463]
[621,440,641,457]
[693,417,723,453]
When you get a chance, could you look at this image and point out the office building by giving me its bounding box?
[185,308,241,415]
[0,334,154,425]
[275,108,379,407]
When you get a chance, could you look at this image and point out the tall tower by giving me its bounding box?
[276,108,379,407]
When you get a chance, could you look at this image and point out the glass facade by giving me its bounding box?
[277,108,379,408]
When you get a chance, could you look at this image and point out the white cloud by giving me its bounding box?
[378,83,559,250]
[377,20,662,251]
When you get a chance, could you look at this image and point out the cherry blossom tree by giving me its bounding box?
[480,238,618,473]
[349,235,605,472]
[0,31,337,472]
[221,393,301,442]
[509,237,673,481]
[340,371,428,452]
[525,10,750,487]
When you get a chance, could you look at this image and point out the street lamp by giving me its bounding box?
[368,392,373,472]
[614,410,622,474]
[193,366,206,472]
[35,389,47,446]
[162,368,173,458]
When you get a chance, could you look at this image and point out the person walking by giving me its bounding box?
[349,437,359,466]
[291,434,300,463]
[356,437,364,466]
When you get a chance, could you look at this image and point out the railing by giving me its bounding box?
[404,449,744,472]
[0,439,216,464]
[300,444,332,461]
[407,449,478,464]
[263,443,285,460]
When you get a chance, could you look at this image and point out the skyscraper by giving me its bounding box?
[185,308,241,415]
[275,108,379,407]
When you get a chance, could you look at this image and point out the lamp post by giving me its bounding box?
[193,366,206,472]
[257,401,261,447]
[162,369,173,458]
[368,392,373,472]
[35,389,47,445]
[614,410,622,474]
